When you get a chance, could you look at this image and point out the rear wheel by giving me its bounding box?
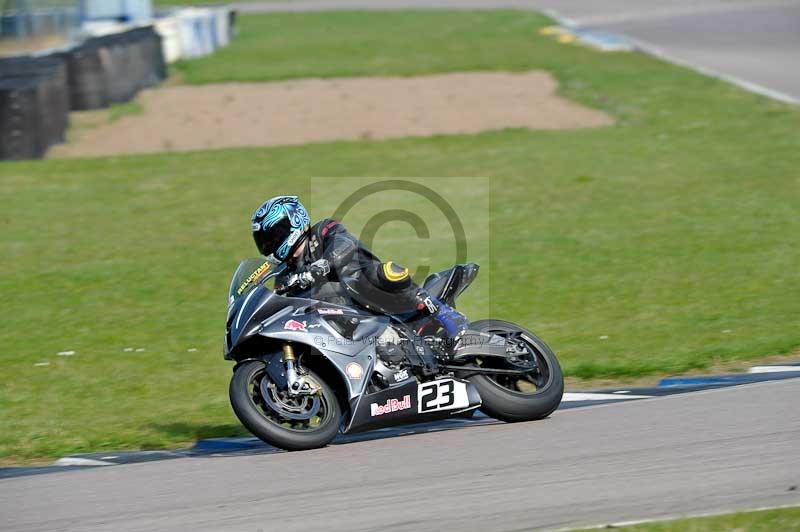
[466,320,564,422]
[229,360,341,451]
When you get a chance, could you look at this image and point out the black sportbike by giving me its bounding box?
[225,257,564,451]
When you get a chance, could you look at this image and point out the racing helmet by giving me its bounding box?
[251,196,310,261]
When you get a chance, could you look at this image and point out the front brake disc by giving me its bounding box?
[260,380,321,421]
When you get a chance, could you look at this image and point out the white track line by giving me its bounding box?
[624,37,799,105]
[562,392,651,402]
[54,457,114,467]
[749,366,800,374]
[556,377,800,416]
[542,9,800,105]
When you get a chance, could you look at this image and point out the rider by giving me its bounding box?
[250,195,470,343]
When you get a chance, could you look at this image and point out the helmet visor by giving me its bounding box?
[253,216,292,258]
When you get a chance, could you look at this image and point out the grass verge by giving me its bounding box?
[1,10,799,462]
[574,506,800,531]
[106,101,144,123]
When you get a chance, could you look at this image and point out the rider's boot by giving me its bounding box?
[414,290,470,357]
[432,298,469,340]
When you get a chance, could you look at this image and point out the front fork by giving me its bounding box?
[282,342,321,396]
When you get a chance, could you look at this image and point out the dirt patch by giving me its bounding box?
[49,71,613,158]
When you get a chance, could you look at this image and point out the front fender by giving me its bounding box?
[261,337,376,402]
[232,353,288,390]
[230,339,377,428]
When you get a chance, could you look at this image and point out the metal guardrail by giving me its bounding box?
[0,1,81,41]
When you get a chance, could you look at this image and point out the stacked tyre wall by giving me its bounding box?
[0,26,166,160]
[61,27,166,111]
[0,56,69,160]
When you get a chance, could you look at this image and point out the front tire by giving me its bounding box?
[467,319,564,422]
[229,360,341,451]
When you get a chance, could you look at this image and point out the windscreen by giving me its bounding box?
[228,257,285,304]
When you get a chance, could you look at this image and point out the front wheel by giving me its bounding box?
[467,319,564,422]
[229,360,341,451]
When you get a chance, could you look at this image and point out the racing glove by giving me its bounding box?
[306,259,331,280]
[282,259,331,293]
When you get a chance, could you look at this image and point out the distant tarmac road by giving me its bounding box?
[235,0,800,103]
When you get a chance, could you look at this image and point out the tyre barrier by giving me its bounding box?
[92,7,237,66]
[0,6,235,160]
[0,56,69,160]
[59,26,166,111]
[0,26,166,160]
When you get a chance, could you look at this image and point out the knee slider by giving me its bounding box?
[376,261,411,291]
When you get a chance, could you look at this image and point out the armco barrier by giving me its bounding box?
[213,8,232,48]
[177,8,215,59]
[157,7,234,62]
[0,56,69,160]
[154,17,182,63]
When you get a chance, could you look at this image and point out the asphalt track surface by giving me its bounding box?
[3,377,799,532]
[236,0,800,103]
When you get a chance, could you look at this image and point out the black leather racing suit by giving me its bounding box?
[274,219,430,317]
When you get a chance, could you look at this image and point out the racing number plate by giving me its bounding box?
[417,379,469,413]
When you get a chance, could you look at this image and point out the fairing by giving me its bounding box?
[422,263,480,306]
[224,258,484,434]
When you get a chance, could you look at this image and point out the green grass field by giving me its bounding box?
[1,10,799,463]
[574,506,800,531]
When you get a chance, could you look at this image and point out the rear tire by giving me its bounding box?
[467,320,564,422]
[229,360,341,451]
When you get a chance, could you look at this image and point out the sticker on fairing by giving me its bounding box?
[393,369,409,382]
[236,261,271,295]
[283,319,307,332]
[345,362,364,380]
[370,395,412,416]
[417,379,469,413]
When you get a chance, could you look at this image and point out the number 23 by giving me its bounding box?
[420,380,455,412]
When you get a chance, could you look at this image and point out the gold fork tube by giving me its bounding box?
[282,343,295,362]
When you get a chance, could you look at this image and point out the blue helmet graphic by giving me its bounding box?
[251,196,310,261]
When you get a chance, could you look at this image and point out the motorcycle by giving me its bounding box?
[224,257,564,451]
